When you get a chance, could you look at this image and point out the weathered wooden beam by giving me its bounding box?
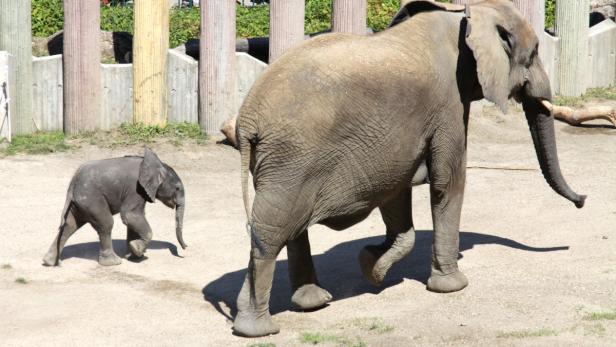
[269,0,305,62]
[63,0,101,134]
[332,0,367,35]
[200,0,236,134]
[0,0,34,135]
[133,0,169,126]
[512,0,545,38]
[556,0,590,97]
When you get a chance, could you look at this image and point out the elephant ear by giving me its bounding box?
[389,1,465,28]
[465,5,512,114]
[138,148,167,203]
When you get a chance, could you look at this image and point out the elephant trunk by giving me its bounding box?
[522,97,586,208]
[175,203,187,249]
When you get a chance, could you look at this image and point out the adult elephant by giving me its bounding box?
[232,0,586,337]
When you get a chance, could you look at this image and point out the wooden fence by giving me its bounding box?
[0,0,614,141]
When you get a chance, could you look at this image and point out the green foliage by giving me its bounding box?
[305,0,332,34]
[248,343,276,347]
[583,310,616,321]
[545,0,555,29]
[497,328,558,339]
[367,0,400,32]
[100,5,134,34]
[237,4,270,37]
[348,318,394,334]
[3,132,70,156]
[15,277,28,284]
[32,0,64,37]
[170,8,201,48]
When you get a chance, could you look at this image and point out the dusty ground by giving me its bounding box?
[1,101,615,347]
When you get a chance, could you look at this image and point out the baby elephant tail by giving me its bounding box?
[50,175,77,266]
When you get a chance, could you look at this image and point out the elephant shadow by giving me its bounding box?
[202,230,568,320]
[60,239,180,262]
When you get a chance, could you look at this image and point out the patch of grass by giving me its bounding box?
[583,323,606,336]
[554,86,616,106]
[299,332,365,347]
[115,122,207,145]
[248,343,276,347]
[2,131,70,156]
[583,310,616,321]
[349,318,394,334]
[497,328,558,339]
[1,264,12,270]
[15,277,28,284]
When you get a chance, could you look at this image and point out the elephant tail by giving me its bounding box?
[53,173,78,265]
[239,120,255,229]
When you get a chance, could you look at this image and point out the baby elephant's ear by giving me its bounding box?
[138,148,166,202]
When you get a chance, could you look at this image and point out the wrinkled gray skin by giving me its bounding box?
[42,148,187,267]
[233,0,586,337]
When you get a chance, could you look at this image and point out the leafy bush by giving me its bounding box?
[32,0,64,37]
[100,5,133,33]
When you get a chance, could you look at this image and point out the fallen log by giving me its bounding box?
[541,100,616,127]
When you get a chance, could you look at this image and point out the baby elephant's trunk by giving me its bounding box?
[175,203,187,249]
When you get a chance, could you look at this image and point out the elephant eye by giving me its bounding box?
[497,25,514,56]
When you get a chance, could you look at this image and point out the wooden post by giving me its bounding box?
[332,0,367,35]
[451,0,471,4]
[556,0,590,97]
[133,0,169,126]
[512,0,545,38]
[63,0,101,134]
[269,0,305,62]
[200,0,236,134]
[0,0,34,135]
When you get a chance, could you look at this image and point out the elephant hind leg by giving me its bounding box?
[42,206,85,266]
[359,189,416,286]
[287,230,332,310]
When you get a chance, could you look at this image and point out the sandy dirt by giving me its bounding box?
[1,101,615,347]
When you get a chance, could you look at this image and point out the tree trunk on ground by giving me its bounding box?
[0,0,34,135]
[542,100,616,127]
[200,0,236,135]
[133,0,169,126]
[63,0,101,134]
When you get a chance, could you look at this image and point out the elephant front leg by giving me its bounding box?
[359,190,415,286]
[426,135,468,293]
[233,223,282,337]
[122,211,153,258]
[287,231,332,310]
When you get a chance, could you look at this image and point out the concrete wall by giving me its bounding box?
[27,50,267,133]
[32,55,63,131]
[540,18,616,96]
[0,51,10,141]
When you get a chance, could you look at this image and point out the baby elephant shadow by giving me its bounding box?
[202,230,568,321]
[60,239,181,263]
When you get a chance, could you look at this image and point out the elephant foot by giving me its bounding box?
[98,252,122,266]
[233,311,280,337]
[358,245,388,286]
[426,269,468,293]
[291,284,332,310]
[128,240,147,258]
[42,252,59,267]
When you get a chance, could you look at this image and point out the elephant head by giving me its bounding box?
[393,0,586,208]
[139,148,188,249]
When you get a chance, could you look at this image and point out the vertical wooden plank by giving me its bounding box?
[0,51,10,141]
[0,0,34,135]
[332,0,367,35]
[555,0,589,97]
[200,0,236,134]
[63,0,101,134]
[33,55,63,131]
[134,0,169,126]
[512,0,545,38]
[451,0,471,4]
[269,0,305,62]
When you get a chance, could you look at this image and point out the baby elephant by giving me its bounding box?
[43,148,187,266]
